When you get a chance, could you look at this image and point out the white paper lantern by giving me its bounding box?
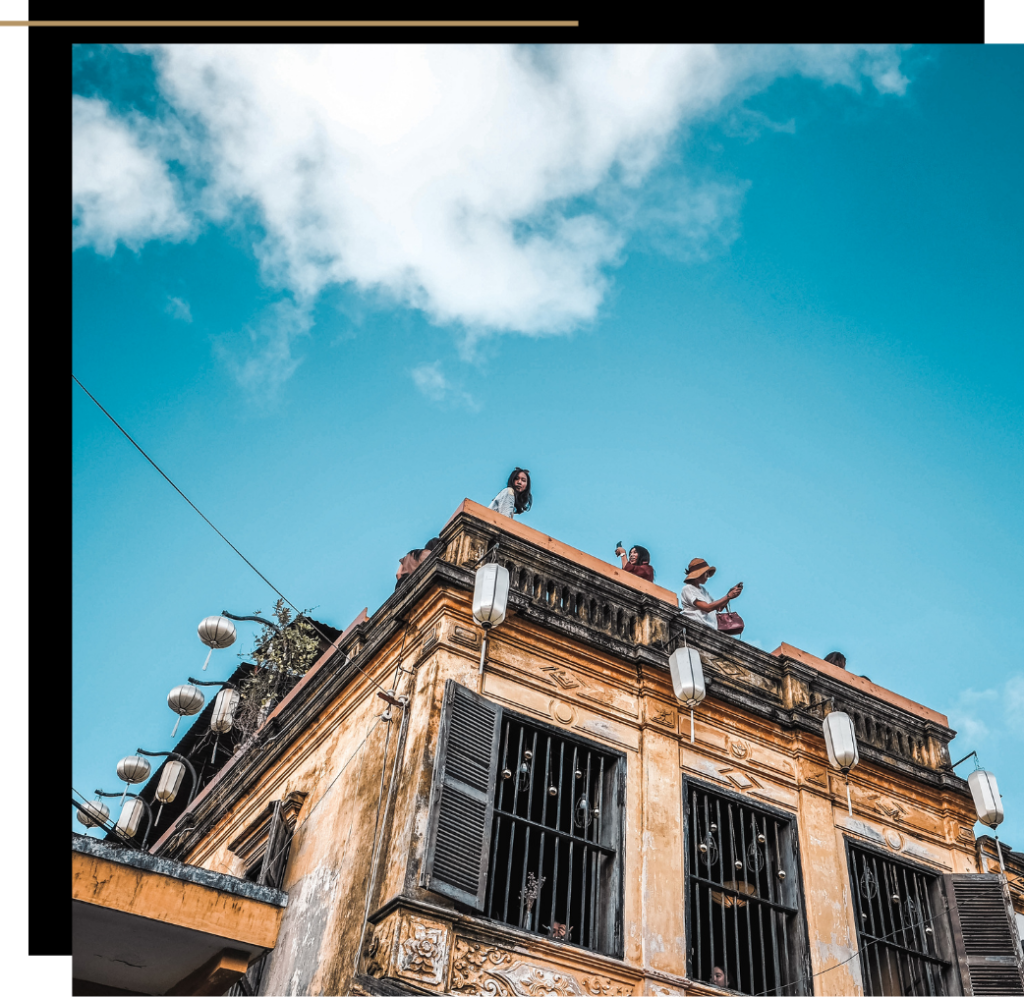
[155,760,186,805]
[76,799,110,829]
[116,754,151,805]
[197,615,237,670]
[117,754,151,786]
[823,711,859,816]
[822,712,859,773]
[669,646,706,743]
[116,797,145,839]
[167,684,205,737]
[198,615,237,648]
[968,769,1004,828]
[669,647,706,707]
[473,563,510,628]
[210,687,240,734]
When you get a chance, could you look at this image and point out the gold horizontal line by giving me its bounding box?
[1,20,579,27]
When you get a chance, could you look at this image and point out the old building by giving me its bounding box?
[73,499,1024,996]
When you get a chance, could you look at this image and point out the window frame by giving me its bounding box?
[422,680,627,959]
[682,777,813,996]
[483,703,628,959]
[844,837,960,996]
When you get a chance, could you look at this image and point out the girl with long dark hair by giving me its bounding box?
[614,543,655,582]
[490,468,532,519]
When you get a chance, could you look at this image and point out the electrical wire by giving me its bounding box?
[297,710,381,829]
[72,786,145,850]
[72,373,392,698]
[753,892,1001,996]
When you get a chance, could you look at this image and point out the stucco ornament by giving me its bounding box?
[580,975,634,996]
[450,940,588,996]
[396,918,449,986]
[495,962,585,996]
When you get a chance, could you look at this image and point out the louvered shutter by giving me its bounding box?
[944,873,1024,995]
[422,680,501,910]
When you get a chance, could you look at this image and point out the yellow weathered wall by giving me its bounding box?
[177,566,978,996]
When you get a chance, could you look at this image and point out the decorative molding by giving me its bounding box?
[363,915,398,978]
[494,963,585,996]
[551,699,577,726]
[541,665,583,690]
[448,938,630,997]
[451,625,480,649]
[449,938,515,994]
[646,702,677,729]
[718,766,762,792]
[579,974,634,996]
[728,738,750,760]
[395,915,450,987]
[884,828,904,851]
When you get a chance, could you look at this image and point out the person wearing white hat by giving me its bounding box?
[679,558,743,629]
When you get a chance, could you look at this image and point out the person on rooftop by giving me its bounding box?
[824,651,847,669]
[614,543,655,582]
[490,467,532,519]
[395,538,443,589]
[679,558,743,629]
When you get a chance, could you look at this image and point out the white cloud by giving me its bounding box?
[73,44,911,381]
[411,362,448,402]
[72,95,190,254]
[213,298,309,398]
[947,674,1024,753]
[410,361,479,410]
[165,296,192,322]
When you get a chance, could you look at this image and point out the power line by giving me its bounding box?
[72,374,391,697]
[754,892,1000,996]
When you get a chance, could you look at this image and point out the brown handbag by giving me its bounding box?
[716,602,745,636]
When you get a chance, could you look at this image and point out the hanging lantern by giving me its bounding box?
[473,563,510,674]
[155,760,186,805]
[76,799,110,829]
[197,615,237,670]
[167,684,205,737]
[115,797,145,839]
[153,758,187,825]
[473,563,510,628]
[210,687,240,734]
[669,645,706,743]
[822,711,859,816]
[968,769,1004,828]
[116,755,151,804]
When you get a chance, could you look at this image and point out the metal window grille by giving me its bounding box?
[483,712,623,956]
[849,846,952,996]
[686,785,807,996]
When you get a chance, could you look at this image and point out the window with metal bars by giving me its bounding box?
[422,681,624,957]
[483,710,624,954]
[847,844,954,996]
[685,783,810,996]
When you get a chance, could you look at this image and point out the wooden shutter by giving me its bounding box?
[944,873,1024,995]
[422,680,501,910]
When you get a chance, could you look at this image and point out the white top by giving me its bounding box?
[680,583,718,629]
[489,487,516,518]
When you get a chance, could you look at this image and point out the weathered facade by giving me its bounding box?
[88,499,1024,996]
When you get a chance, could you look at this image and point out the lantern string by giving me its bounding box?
[201,647,213,671]
[690,708,695,744]
[72,374,394,698]
[171,714,182,738]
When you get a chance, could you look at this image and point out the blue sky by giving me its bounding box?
[72,44,1023,850]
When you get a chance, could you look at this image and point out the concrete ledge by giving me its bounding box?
[73,833,287,907]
